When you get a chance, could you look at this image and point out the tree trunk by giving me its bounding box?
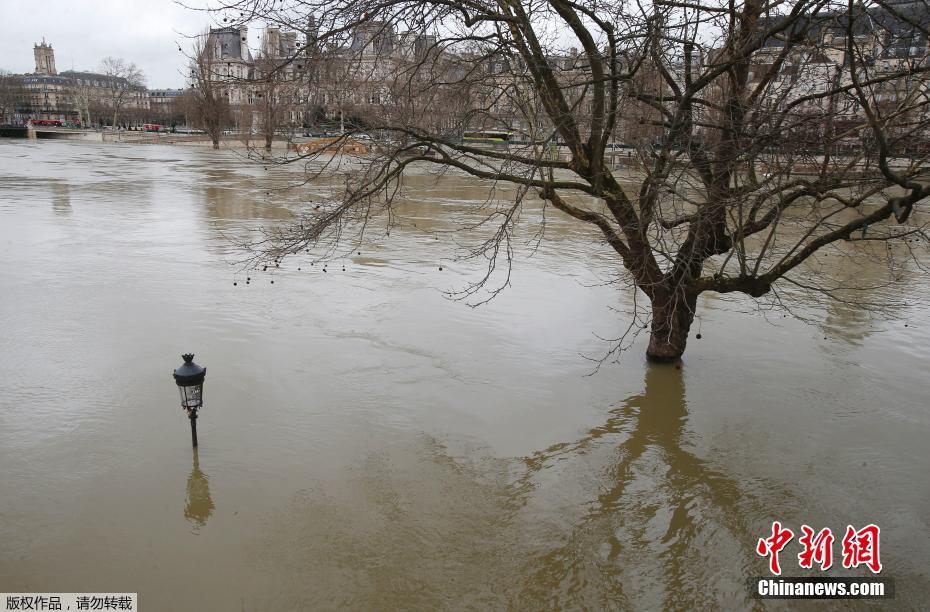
[265,131,273,151]
[646,289,697,362]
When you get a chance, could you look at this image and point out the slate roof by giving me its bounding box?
[209,27,253,61]
[758,2,929,51]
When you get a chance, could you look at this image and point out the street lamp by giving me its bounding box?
[173,353,206,447]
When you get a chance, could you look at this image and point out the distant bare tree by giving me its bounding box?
[175,90,198,128]
[253,57,290,151]
[99,57,146,128]
[188,33,232,149]
[215,0,930,362]
[70,79,93,127]
[0,70,23,124]
[235,97,254,146]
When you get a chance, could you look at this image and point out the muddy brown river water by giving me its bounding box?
[0,140,928,610]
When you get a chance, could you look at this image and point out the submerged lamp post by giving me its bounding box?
[173,354,206,447]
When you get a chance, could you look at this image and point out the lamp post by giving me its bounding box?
[173,353,206,447]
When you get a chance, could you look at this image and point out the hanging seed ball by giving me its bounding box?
[246,280,250,285]
[271,280,274,284]
[323,268,327,273]
[233,281,237,286]
[310,262,314,266]
[342,266,346,271]
[358,251,361,255]
[696,333,702,339]
[263,266,268,271]
[247,276,251,281]
[905,323,909,327]
[275,263,279,268]
[298,267,301,271]
[439,265,443,271]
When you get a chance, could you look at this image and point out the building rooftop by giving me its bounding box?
[209,26,253,61]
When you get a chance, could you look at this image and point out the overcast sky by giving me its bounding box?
[1,0,265,89]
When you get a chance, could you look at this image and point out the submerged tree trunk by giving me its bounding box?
[646,288,698,362]
[210,122,220,150]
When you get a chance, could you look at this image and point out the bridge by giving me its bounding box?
[0,125,103,141]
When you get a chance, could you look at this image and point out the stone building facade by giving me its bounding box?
[148,89,186,125]
[194,25,311,133]
[33,40,56,76]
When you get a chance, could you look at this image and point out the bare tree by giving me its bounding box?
[215,0,930,362]
[171,95,192,129]
[70,79,94,127]
[234,97,254,146]
[188,33,232,149]
[253,56,290,151]
[99,57,146,128]
[0,70,23,124]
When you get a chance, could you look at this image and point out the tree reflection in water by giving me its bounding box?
[512,364,788,610]
[185,448,215,530]
[257,365,795,610]
[50,181,71,215]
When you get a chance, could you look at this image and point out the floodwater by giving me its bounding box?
[0,140,928,611]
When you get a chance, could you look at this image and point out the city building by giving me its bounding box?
[19,72,76,122]
[11,5,930,143]
[14,39,150,126]
[193,25,310,134]
[149,88,186,125]
[197,26,254,106]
